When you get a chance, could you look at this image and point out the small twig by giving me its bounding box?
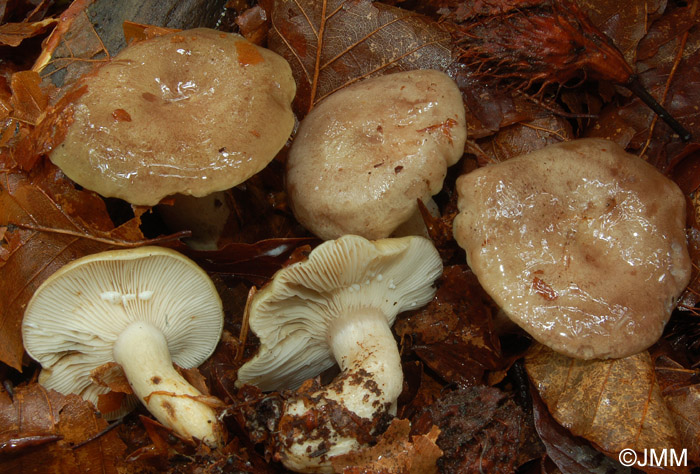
[236,286,257,362]
[626,75,691,143]
[520,122,569,141]
[14,223,191,247]
[72,419,122,450]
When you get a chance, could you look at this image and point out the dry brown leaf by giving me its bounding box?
[330,418,442,474]
[0,383,126,474]
[574,0,666,64]
[9,70,47,125]
[0,18,58,47]
[263,0,452,117]
[525,344,681,457]
[121,20,181,45]
[655,356,700,464]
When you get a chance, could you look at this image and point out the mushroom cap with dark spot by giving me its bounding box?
[49,28,296,206]
[286,69,466,240]
[453,138,691,359]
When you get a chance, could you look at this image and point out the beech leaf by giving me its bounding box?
[655,356,700,464]
[525,344,681,458]
[264,0,452,117]
[531,386,631,474]
[0,384,126,473]
[0,18,58,47]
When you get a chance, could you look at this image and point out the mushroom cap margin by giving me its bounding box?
[21,246,224,418]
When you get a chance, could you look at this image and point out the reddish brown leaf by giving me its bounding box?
[236,5,270,45]
[531,387,631,474]
[121,20,180,45]
[525,344,681,458]
[0,384,126,474]
[575,0,666,64]
[32,0,95,74]
[263,0,452,117]
[0,18,57,47]
[174,237,319,284]
[9,70,47,125]
[655,356,700,464]
[413,386,524,473]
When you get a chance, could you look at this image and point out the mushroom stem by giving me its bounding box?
[113,321,223,447]
[277,310,402,473]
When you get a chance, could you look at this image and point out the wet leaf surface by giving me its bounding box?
[0,384,126,474]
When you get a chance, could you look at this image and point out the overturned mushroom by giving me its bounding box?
[236,235,443,472]
[22,246,225,446]
[453,138,691,359]
[286,69,467,240]
[49,28,296,206]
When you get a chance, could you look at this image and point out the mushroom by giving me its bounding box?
[453,138,692,359]
[286,69,467,240]
[49,28,296,206]
[22,246,225,446]
[236,234,443,472]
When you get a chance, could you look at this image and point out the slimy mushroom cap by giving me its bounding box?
[49,28,296,206]
[453,138,691,359]
[286,69,466,240]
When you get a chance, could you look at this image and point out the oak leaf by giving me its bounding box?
[263,0,452,117]
[525,344,681,461]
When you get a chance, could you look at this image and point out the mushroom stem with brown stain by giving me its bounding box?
[113,321,223,447]
[279,310,403,472]
[235,235,443,472]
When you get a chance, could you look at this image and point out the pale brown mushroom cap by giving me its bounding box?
[286,69,466,240]
[453,138,691,359]
[49,28,296,206]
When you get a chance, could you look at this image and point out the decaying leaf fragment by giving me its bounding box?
[0,384,126,473]
[413,386,524,474]
[331,419,442,474]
